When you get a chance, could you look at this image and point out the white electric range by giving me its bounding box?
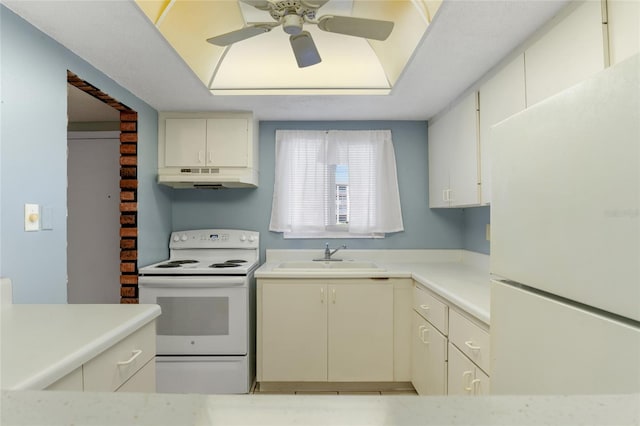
[139,229,259,394]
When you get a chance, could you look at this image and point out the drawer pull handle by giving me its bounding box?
[471,378,481,394]
[465,341,481,351]
[463,371,474,393]
[419,304,430,311]
[419,326,430,344]
[117,349,142,366]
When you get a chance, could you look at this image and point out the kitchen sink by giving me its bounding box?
[273,260,386,272]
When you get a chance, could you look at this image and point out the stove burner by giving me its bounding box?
[156,259,199,268]
[208,259,249,268]
[209,262,242,268]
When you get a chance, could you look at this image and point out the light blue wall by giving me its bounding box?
[171,121,466,261]
[0,6,171,303]
[462,206,490,255]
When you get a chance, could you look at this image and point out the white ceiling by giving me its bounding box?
[5,0,570,121]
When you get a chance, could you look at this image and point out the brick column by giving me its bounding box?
[119,111,139,303]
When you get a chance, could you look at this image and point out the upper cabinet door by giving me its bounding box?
[427,116,452,208]
[428,92,480,208]
[607,0,640,65]
[205,118,249,168]
[164,119,207,167]
[447,92,480,207]
[478,54,526,205]
[524,0,606,106]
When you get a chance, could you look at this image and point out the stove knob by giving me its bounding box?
[248,235,255,242]
[172,234,180,242]
[180,234,188,242]
[240,234,247,242]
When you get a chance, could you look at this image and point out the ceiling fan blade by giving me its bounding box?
[290,31,322,68]
[239,0,271,11]
[317,15,394,41]
[206,24,275,46]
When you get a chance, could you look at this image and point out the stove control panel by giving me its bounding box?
[169,229,259,249]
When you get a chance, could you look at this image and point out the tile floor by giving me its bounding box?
[251,383,418,396]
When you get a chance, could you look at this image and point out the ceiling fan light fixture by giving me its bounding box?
[283,13,304,35]
[290,31,321,68]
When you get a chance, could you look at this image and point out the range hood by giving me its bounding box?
[157,167,258,189]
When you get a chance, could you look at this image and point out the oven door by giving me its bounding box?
[139,276,247,356]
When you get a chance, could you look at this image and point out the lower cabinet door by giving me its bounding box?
[448,342,476,395]
[260,281,328,381]
[328,283,394,381]
[411,311,447,395]
[448,342,490,396]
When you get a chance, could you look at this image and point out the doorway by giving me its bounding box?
[67,71,140,304]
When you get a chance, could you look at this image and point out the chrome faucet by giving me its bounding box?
[323,243,347,261]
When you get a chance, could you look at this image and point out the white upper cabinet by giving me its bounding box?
[158,111,258,188]
[524,0,606,106]
[478,54,526,205]
[428,92,480,208]
[607,0,640,65]
[164,117,250,168]
[164,118,207,167]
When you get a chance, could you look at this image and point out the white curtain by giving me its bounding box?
[269,129,404,237]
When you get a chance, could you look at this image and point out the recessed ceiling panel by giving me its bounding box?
[212,26,390,91]
[135,0,436,95]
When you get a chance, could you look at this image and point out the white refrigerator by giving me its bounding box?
[490,53,640,394]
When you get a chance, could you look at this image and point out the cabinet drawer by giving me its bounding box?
[449,309,490,373]
[115,358,156,393]
[83,322,156,391]
[413,285,448,335]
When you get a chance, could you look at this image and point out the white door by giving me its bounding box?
[164,118,206,167]
[206,118,249,167]
[260,281,328,381]
[328,282,394,381]
[67,131,120,304]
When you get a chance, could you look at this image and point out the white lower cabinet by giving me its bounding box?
[45,367,83,391]
[259,281,328,381]
[448,342,489,396]
[45,322,156,393]
[411,282,490,396]
[115,358,156,392]
[258,279,397,383]
[411,311,447,395]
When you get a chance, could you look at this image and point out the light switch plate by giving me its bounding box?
[24,203,40,231]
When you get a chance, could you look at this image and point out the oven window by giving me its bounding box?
[156,297,229,336]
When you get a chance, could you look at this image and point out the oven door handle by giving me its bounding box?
[138,276,246,288]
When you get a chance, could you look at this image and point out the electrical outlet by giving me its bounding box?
[25,204,40,232]
[485,224,491,241]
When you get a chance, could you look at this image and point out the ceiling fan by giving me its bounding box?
[206,0,394,68]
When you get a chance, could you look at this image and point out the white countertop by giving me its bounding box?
[1,303,161,390]
[255,249,491,324]
[2,391,638,426]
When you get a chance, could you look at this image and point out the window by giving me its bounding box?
[269,130,404,238]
